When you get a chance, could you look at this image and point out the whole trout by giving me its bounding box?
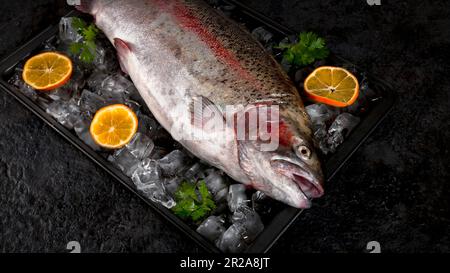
[74,0,324,208]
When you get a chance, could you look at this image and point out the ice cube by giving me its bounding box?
[231,205,264,244]
[227,184,247,212]
[92,45,106,69]
[306,103,338,125]
[78,89,107,115]
[163,176,183,196]
[36,96,52,110]
[46,101,68,122]
[158,150,190,177]
[142,183,176,209]
[7,69,21,85]
[212,186,230,215]
[326,132,344,153]
[125,132,154,160]
[215,187,229,204]
[131,159,162,187]
[46,100,81,130]
[93,39,120,72]
[9,70,38,101]
[306,104,339,152]
[100,74,134,100]
[312,121,330,155]
[312,121,327,141]
[69,66,86,91]
[47,88,73,101]
[18,80,38,100]
[327,113,360,152]
[251,27,274,44]
[47,66,85,101]
[328,113,360,138]
[108,148,141,177]
[216,224,247,253]
[318,140,331,155]
[123,99,141,113]
[252,191,272,216]
[137,113,159,136]
[196,215,226,243]
[137,112,172,141]
[132,159,175,208]
[18,81,38,101]
[43,39,57,52]
[204,170,229,202]
[232,205,262,225]
[182,162,208,182]
[73,113,101,151]
[86,70,109,93]
[149,146,168,160]
[59,17,83,44]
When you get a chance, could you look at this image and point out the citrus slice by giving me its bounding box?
[303,66,359,107]
[22,52,73,91]
[90,104,138,149]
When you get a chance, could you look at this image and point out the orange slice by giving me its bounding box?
[90,104,138,149]
[304,66,359,107]
[22,52,73,91]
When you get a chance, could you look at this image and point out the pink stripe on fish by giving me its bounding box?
[151,0,260,87]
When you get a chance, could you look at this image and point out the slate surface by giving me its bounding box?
[0,0,449,253]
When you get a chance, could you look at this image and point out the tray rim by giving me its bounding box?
[0,3,396,253]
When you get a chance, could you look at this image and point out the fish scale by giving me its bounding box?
[74,0,324,208]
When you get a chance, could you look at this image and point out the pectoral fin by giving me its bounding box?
[114,38,132,75]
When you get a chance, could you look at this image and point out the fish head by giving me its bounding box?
[236,105,324,208]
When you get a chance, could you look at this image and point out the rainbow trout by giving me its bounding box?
[74,0,324,208]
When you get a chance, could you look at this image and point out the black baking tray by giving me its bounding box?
[0,0,395,253]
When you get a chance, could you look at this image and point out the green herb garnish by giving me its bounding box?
[69,17,99,63]
[277,31,329,67]
[172,180,216,222]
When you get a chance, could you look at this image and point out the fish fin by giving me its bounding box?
[114,38,132,75]
[190,96,224,129]
[73,0,93,13]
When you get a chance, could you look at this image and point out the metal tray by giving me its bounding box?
[0,0,395,253]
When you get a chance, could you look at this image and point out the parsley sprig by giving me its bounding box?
[69,17,99,63]
[277,31,329,67]
[172,180,216,222]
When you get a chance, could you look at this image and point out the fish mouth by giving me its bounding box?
[270,155,324,202]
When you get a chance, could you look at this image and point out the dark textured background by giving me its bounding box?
[0,0,449,253]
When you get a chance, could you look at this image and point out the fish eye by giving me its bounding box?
[296,145,311,160]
